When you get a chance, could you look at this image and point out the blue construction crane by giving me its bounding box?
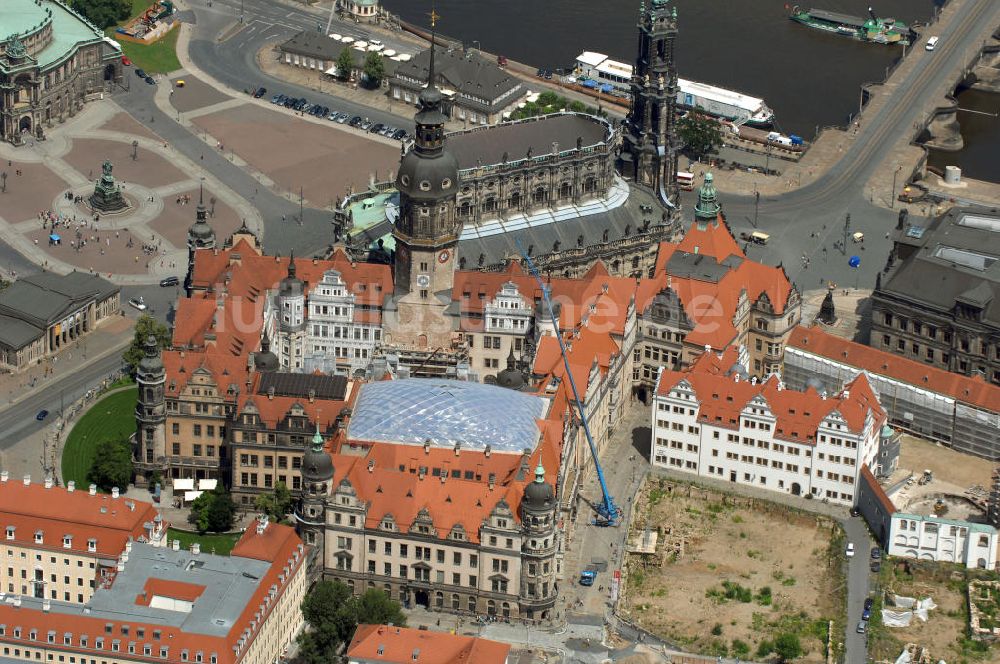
[517,241,620,526]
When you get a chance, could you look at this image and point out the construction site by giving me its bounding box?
[619,477,845,662]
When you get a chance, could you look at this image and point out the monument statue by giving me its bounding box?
[88,159,129,213]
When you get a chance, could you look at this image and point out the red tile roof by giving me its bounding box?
[347,624,510,663]
[788,325,1000,413]
[656,348,883,443]
[861,466,897,516]
[137,578,206,605]
[676,218,745,262]
[0,479,161,558]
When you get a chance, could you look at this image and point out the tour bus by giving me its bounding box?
[926,36,939,51]
[676,171,695,191]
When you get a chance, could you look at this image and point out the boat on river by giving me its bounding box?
[789,6,914,45]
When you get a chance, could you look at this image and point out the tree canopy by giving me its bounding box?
[70,0,131,29]
[188,486,236,533]
[678,113,724,159]
[363,52,385,88]
[336,48,354,81]
[123,314,170,375]
[298,581,406,664]
[87,438,133,492]
[254,482,293,522]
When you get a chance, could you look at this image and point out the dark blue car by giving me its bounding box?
[36,410,49,421]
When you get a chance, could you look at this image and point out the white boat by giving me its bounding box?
[573,51,774,126]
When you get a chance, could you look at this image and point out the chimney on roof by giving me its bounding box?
[484,445,491,458]
[111,487,120,499]
[268,386,275,400]
[89,484,97,496]
[751,376,758,385]
[42,599,50,613]
[23,474,31,486]
[67,481,75,492]
[453,443,461,457]
[367,459,375,473]
[172,539,181,551]
[734,373,740,383]
[821,390,828,400]
[843,389,850,399]
[191,542,201,555]
[1,470,8,483]
[44,476,53,489]
[308,389,315,403]
[312,258,318,265]
[423,439,431,455]
[412,648,420,661]
[488,473,496,490]
[257,516,269,535]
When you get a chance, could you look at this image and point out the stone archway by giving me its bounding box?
[791,482,802,496]
[19,115,31,133]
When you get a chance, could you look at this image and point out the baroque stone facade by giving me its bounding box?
[0,0,121,145]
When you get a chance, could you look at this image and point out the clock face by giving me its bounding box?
[416,274,431,288]
[438,249,450,264]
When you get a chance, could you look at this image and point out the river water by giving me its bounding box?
[926,87,1000,183]
[383,0,942,138]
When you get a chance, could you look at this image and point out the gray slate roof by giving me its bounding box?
[0,271,117,331]
[882,207,1000,325]
[447,113,610,170]
[278,30,398,75]
[392,47,521,112]
[0,313,43,349]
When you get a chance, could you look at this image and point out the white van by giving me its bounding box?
[926,36,939,51]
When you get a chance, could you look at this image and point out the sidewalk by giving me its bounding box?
[0,315,134,412]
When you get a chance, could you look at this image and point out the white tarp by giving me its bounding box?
[890,593,916,608]
[914,597,937,622]
[882,610,913,627]
[173,478,195,491]
[183,490,204,503]
[894,651,912,664]
[198,478,218,491]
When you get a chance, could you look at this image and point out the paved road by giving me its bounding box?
[721,0,1000,295]
[842,516,875,664]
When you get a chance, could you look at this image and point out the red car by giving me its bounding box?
[121,56,132,66]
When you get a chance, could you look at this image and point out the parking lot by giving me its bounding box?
[264,89,413,142]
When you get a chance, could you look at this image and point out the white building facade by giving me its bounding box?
[888,514,998,569]
[650,353,885,506]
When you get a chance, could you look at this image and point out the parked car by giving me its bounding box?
[253,87,267,98]
[369,123,385,134]
[335,113,350,124]
[391,128,408,140]
[849,507,861,517]
[870,560,881,573]
[159,276,179,287]
[136,68,146,78]
[862,605,871,621]
[348,115,363,127]
[871,547,881,560]
[846,542,855,558]
[36,410,49,421]
[328,112,339,121]
[856,620,867,634]
[121,56,132,66]
[359,118,373,130]
[145,76,156,85]
[381,125,396,136]
[271,94,283,104]
[128,296,147,311]
[536,68,545,77]
[864,598,874,612]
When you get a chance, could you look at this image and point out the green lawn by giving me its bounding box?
[106,1,182,74]
[167,528,241,556]
[61,387,137,488]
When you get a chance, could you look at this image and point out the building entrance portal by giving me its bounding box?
[791,482,802,496]
[413,589,429,608]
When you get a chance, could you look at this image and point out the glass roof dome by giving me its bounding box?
[347,379,548,452]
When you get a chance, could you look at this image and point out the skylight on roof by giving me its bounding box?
[957,214,1000,233]
[932,245,998,272]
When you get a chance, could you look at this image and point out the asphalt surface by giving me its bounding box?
[842,516,876,664]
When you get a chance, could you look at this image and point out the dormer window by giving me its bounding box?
[63,535,72,549]
[88,538,97,552]
[5,526,13,540]
[34,530,43,544]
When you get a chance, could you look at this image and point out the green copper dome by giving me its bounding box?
[694,172,721,222]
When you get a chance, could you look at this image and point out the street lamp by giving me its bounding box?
[1,171,6,193]
[891,165,902,209]
[131,140,138,161]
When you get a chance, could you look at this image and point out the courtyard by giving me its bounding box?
[621,478,845,662]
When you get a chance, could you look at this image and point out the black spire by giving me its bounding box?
[196,183,207,222]
[288,250,296,279]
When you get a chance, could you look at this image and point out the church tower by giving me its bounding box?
[621,0,680,209]
[388,16,460,349]
[134,336,166,484]
[296,423,334,574]
[184,186,216,296]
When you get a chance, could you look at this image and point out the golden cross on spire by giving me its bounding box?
[429,7,439,28]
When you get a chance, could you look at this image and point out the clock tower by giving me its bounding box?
[389,19,460,348]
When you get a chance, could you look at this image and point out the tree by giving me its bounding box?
[71,0,131,29]
[678,113,724,159]
[298,581,406,664]
[188,486,236,533]
[254,482,292,522]
[362,52,385,88]
[123,314,170,376]
[87,439,132,492]
[336,47,354,81]
[773,633,803,662]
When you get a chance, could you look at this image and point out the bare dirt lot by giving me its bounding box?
[622,479,843,662]
[869,561,999,664]
[898,434,995,490]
